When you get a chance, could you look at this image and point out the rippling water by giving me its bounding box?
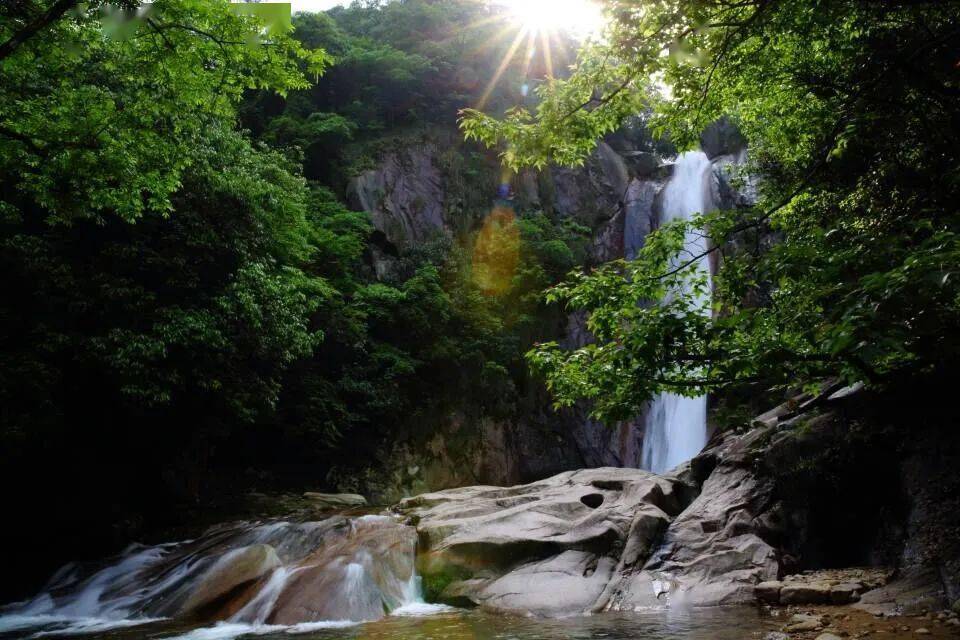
[0,606,778,640]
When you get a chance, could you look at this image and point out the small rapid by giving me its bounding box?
[0,514,444,640]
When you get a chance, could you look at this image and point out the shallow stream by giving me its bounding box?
[0,606,779,640]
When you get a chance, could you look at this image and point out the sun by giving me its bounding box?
[500,0,604,37]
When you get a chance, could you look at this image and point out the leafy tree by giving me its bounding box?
[463,0,960,421]
[0,0,329,223]
[0,0,331,596]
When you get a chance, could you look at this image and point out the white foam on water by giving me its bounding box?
[283,620,360,634]
[386,570,457,617]
[0,513,440,639]
[390,602,458,616]
[31,616,167,637]
[0,611,165,637]
[230,567,295,625]
[160,620,361,640]
[161,622,279,640]
[0,614,73,634]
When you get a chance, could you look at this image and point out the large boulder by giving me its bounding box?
[457,550,616,616]
[700,117,747,159]
[397,468,686,615]
[548,142,630,227]
[854,567,947,616]
[397,428,788,615]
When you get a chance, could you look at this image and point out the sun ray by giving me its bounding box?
[476,25,529,110]
[521,29,537,81]
[539,28,553,79]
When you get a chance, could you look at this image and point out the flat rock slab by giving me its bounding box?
[781,583,833,605]
[302,492,368,509]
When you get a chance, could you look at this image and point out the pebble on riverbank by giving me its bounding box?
[771,605,960,640]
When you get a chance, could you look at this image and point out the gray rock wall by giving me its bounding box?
[345,123,755,494]
[346,144,449,250]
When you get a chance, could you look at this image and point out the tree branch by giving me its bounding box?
[0,124,43,153]
[0,0,79,61]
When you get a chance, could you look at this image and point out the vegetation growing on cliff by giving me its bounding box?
[462,0,960,421]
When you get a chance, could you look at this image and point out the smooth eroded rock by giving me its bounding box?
[397,467,683,616]
[466,550,615,616]
[180,544,281,617]
[604,457,779,609]
[270,516,417,624]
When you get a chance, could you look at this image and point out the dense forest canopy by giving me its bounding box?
[462,0,960,421]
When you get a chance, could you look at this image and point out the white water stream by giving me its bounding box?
[0,516,451,640]
[640,151,714,474]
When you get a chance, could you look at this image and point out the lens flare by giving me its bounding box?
[472,205,520,296]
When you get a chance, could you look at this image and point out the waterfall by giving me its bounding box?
[640,151,714,474]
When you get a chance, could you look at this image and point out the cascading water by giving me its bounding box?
[0,514,449,640]
[640,151,714,474]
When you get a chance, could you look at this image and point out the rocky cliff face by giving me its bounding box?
[345,124,755,498]
[346,143,450,251]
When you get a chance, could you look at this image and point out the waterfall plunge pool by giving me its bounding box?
[0,606,779,640]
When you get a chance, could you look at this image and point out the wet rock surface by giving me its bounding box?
[269,516,417,624]
[1,515,421,629]
[179,544,281,617]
